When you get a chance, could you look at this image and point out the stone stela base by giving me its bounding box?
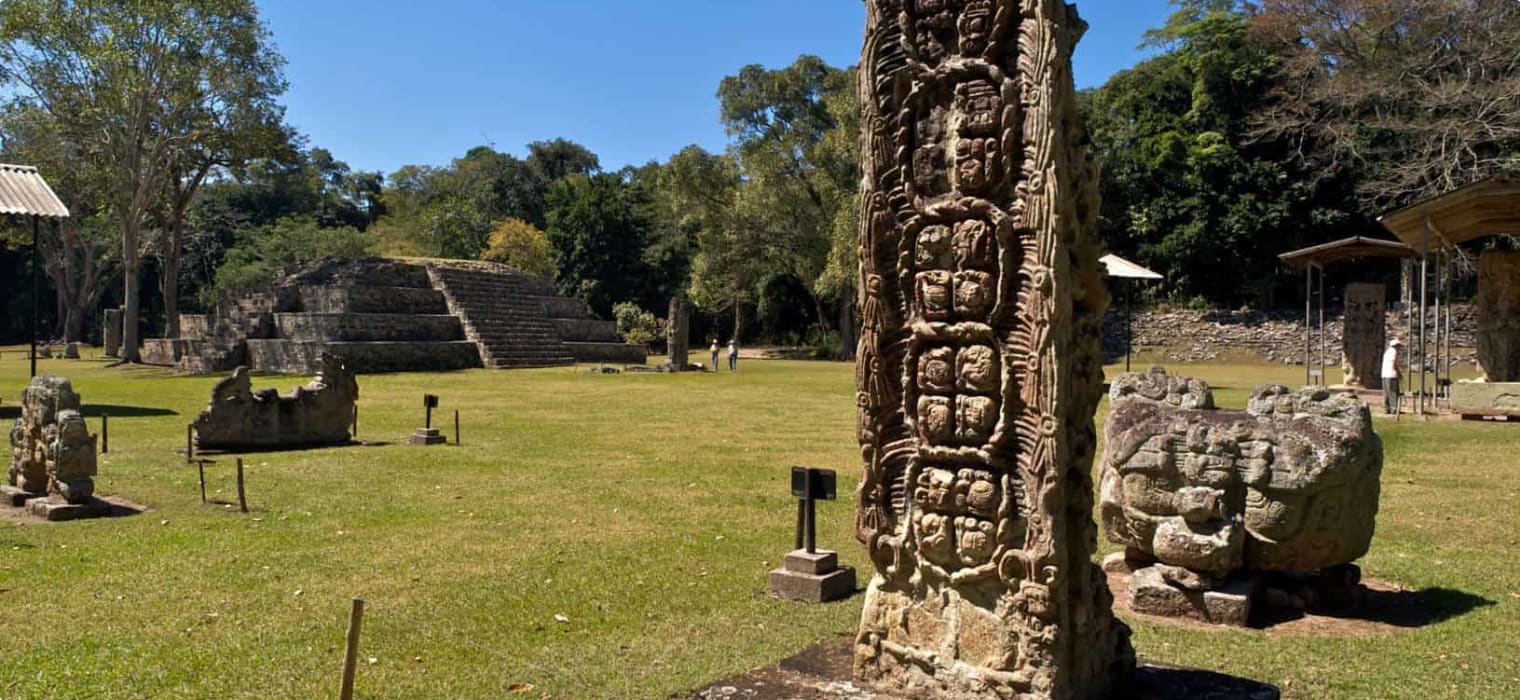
[2,486,112,522]
[409,427,447,445]
[27,497,111,522]
[2,485,41,508]
[1106,553,1366,627]
[769,549,855,603]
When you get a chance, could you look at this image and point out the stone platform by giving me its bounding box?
[688,636,1280,700]
[767,549,856,603]
[142,258,647,374]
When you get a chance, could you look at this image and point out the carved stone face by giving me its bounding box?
[917,225,954,269]
[952,219,996,270]
[919,348,957,394]
[957,345,999,393]
[1100,370,1382,576]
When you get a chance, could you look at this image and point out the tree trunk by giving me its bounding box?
[160,218,184,338]
[64,310,84,346]
[837,299,856,361]
[122,220,142,363]
[732,296,744,343]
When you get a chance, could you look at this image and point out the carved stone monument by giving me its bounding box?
[1099,368,1383,625]
[853,0,1133,696]
[192,352,358,451]
[665,296,692,371]
[103,308,122,358]
[1340,283,1384,389]
[5,376,108,520]
[1476,250,1520,383]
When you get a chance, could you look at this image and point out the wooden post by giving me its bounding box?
[351,404,358,438]
[339,598,365,700]
[198,461,207,504]
[101,413,109,454]
[236,458,248,513]
[453,410,460,446]
[186,425,194,464]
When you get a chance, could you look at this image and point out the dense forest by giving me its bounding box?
[2,0,1517,356]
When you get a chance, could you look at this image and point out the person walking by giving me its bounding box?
[709,340,720,372]
[728,339,739,373]
[1381,338,1403,415]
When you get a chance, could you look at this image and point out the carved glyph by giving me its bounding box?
[1340,283,1385,389]
[853,1,1133,697]
[1477,251,1520,383]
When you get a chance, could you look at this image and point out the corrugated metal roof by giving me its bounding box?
[1101,254,1163,280]
[1278,235,1415,270]
[0,163,70,218]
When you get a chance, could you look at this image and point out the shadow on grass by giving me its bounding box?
[1256,585,1496,629]
[195,439,394,456]
[0,404,177,420]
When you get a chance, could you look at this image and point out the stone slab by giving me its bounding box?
[26,498,112,522]
[784,549,839,575]
[410,428,447,446]
[769,566,855,603]
[1129,567,1257,626]
[1450,382,1520,418]
[1,485,43,507]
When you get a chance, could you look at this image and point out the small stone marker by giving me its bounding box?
[769,467,855,603]
[410,394,447,445]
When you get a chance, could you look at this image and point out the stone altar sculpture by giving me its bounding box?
[853,0,1133,696]
[1099,368,1383,625]
[1340,283,1384,389]
[5,376,107,520]
[1476,250,1520,383]
[192,352,358,451]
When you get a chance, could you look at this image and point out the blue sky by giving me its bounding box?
[257,0,1173,176]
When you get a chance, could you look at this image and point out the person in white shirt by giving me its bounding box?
[728,339,739,373]
[1381,338,1403,414]
[709,340,720,372]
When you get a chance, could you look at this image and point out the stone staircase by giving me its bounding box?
[427,262,646,368]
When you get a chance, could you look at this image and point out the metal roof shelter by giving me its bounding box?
[1277,236,1416,392]
[1279,236,1415,270]
[1102,254,1163,280]
[1102,253,1162,372]
[1376,174,1520,417]
[0,164,70,379]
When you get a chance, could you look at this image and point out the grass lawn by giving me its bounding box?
[0,347,1516,699]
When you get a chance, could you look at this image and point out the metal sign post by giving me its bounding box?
[770,467,854,602]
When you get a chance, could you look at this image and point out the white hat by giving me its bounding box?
[1390,338,1404,346]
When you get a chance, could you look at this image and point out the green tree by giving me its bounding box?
[481,218,557,278]
[717,57,859,355]
[0,0,288,361]
[1082,0,1360,306]
[212,216,372,299]
[544,173,652,317]
[0,103,118,344]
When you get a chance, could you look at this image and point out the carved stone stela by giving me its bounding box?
[853,1,1133,697]
[1477,250,1520,383]
[1340,283,1385,389]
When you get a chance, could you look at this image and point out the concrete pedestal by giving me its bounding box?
[768,549,855,603]
[409,427,447,445]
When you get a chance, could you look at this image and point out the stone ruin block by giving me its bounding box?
[1099,368,1383,625]
[6,376,103,517]
[1340,283,1385,389]
[192,352,358,451]
[1477,250,1520,383]
[853,0,1133,696]
[103,308,122,358]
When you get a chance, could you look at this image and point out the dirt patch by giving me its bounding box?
[685,636,1280,699]
[1108,570,1446,636]
[0,495,148,524]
